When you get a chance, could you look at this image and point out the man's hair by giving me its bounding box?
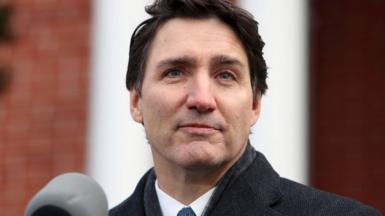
[127,0,268,97]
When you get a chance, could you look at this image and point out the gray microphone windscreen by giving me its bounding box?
[25,172,108,216]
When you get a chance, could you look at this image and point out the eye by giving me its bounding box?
[217,71,236,81]
[164,68,184,78]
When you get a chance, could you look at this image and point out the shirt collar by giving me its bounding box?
[155,179,215,216]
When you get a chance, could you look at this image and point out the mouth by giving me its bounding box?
[178,123,221,135]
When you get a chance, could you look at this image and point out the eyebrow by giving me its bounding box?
[156,55,245,69]
[211,55,245,68]
[156,56,197,68]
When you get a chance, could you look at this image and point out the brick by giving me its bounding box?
[1,0,89,214]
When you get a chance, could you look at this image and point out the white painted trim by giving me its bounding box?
[87,0,153,207]
[239,0,309,184]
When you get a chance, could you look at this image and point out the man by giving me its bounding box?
[110,0,381,215]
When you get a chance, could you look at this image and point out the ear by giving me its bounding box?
[250,93,261,126]
[130,89,144,124]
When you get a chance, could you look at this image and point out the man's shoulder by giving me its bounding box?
[237,149,382,215]
[109,197,138,216]
[275,177,382,216]
[109,169,155,216]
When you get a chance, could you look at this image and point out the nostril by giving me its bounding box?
[190,104,215,113]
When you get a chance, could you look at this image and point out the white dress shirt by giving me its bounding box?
[155,180,216,216]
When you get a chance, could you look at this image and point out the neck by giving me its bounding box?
[153,152,243,205]
[155,166,225,205]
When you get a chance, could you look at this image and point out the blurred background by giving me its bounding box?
[0,0,384,215]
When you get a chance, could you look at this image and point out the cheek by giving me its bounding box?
[141,92,177,127]
[223,98,255,135]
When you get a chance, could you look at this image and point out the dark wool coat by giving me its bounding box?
[109,144,382,216]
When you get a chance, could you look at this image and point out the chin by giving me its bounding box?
[177,152,226,171]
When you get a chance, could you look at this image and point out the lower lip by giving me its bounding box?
[179,126,218,135]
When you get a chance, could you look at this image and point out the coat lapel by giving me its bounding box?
[205,144,285,216]
[208,175,284,216]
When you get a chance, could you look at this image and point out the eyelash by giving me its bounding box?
[216,70,236,81]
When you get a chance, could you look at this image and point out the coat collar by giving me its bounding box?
[204,142,284,216]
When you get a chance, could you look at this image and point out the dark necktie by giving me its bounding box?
[177,207,196,216]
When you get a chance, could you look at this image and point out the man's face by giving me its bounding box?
[130,18,260,172]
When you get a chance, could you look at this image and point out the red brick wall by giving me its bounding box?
[0,0,90,215]
[310,0,385,213]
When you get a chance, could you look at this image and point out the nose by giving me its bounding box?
[185,75,216,113]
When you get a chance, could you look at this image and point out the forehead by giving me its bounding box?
[146,17,248,68]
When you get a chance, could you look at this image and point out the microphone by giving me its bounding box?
[25,172,108,216]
